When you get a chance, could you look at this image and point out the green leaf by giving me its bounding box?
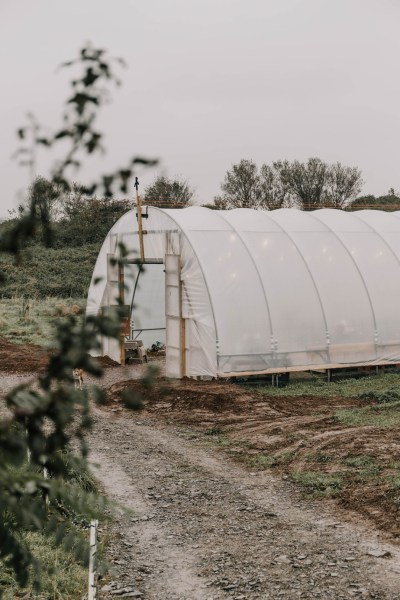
[54,129,72,139]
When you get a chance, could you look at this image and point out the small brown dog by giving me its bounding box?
[73,368,84,390]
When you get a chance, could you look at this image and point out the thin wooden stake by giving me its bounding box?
[43,466,49,507]
[88,519,98,600]
[136,191,145,263]
[118,262,125,365]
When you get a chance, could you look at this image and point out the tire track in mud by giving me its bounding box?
[90,408,400,600]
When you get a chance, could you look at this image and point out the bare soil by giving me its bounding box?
[0,336,119,374]
[106,378,400,541]
[2,339,400,599]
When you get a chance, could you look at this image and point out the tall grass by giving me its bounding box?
[0,531,88,600]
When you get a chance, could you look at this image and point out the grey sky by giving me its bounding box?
[1,0,399,217]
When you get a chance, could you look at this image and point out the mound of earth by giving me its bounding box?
[106,377,255,418]
[0,337,119,374]
[95,355,120,368]
[0,336,50,373]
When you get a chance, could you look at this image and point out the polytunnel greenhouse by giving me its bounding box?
[86,206,400,378]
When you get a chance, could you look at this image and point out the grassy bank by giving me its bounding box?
[0,244,99,298]
[0,297,85,347]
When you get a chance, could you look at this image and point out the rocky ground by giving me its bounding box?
[90,405,400,600]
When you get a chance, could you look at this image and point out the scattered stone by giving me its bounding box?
[110,587,137,596]
[367,549,392,559]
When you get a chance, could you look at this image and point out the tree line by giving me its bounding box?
[214,158,363,210]
[133,158,399,212]
[4,159,399,243]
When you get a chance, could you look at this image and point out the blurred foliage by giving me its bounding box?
[14,45,157,196]
[0,43,157,594]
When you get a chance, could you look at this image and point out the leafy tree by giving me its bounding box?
[274,157,328,210]
[214,159,290,210]
[272,158,363,210]
[324,163,363,208]
[143,175,194,207]
[1,44,156,593]
[215,159,260,209]
[259,164,290,210]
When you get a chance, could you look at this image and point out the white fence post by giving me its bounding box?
[88,519,98,600]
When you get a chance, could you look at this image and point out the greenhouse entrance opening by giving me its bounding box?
[127,262,166,352]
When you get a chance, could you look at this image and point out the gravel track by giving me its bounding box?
[89,370,400,600]
[2,365,400,599]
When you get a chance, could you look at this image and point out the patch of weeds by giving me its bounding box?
[209,435,233,447]
[256,372,400,399]
[388,461,400,470]
[204,427,223,436]
[290,471,343,497]
[358,388,400,403]
[336,402,400,428]
[342,456,383,481]
[305,453,334,464]
[285,433,303,444]
[341,455,376,468]
[252,451,295,470]
[357,466,383,481]
[252,454,277,468]
[390,475,400,491]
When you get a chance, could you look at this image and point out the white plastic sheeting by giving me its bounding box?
[86,206,400,377]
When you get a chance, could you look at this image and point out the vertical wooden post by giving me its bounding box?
[88,519,98,600]
[180,315,186,378]
[118,262,125,365]
[136,190,145,263]
[179,265,186,378]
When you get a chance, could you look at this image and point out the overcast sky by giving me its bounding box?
[1,0,399,218]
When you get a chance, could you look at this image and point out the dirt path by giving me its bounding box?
[90,398,400,599]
